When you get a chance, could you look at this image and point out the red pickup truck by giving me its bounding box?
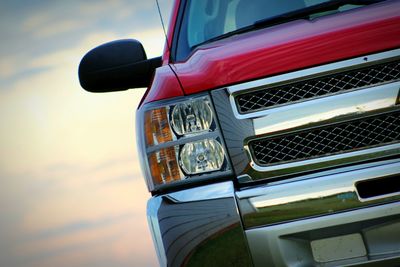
[79,0,400,266]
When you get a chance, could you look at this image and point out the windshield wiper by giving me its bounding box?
[193,0,384,49]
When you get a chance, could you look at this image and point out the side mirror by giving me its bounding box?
[78,39,161,92]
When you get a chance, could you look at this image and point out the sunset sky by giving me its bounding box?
[0,1,172,266]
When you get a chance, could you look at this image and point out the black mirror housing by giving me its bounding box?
[78,39,161,92]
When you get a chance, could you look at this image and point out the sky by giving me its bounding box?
[0,1,172,266]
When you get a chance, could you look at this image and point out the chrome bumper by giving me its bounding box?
[236,159,400,228]
[148,160,400,267]
[246,202,400,267]
[238,159,400,266]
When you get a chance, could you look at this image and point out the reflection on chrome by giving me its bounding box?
[236,160,400,228]
[147,181,252,266]
[167,181,234,202]
[252,186,354,209]
[221,49,400,183]
[252,82,399,136]
[147,197,167,267]
[244,142,400,177]
[228,48,400,119]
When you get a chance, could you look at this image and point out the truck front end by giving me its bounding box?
[79,0,400,266]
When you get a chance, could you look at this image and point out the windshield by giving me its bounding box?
[173,0,369,61]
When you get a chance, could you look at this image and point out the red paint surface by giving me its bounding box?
[142,65,184,104]
[138,0,182,106]
[170,0,400,95]
[141,0,400,105]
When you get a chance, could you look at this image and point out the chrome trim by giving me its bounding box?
[147,181,253,267]
[244,141,400,176]
[218,48,400,182]
[147,197,167,267]
[236,160,400,228]
[252,82,400,136]
[246,202,400,267]
[357,190,400,203]
[165,181,234,202]
[236,158,400,199]
[228,48,400,120]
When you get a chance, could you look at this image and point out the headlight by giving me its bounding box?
[171,98,213,135]
[137,94,231,192]
[180,139,225,174]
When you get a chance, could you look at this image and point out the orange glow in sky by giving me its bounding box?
[0,1,172,266]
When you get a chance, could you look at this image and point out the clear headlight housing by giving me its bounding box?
[137,94,231,192]
[180,139,225,174]
[171,98,213,135]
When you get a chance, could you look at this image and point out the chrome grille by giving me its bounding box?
[250,111,400,165]
[236,60,400,114]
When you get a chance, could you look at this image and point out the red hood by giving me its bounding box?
[170,0,400,95]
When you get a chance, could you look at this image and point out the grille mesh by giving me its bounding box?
[250,111,400,165]
[236,60,400,114]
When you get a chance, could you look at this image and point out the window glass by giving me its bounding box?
[175,0,365,61]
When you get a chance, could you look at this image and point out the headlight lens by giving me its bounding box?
[137,94,230,192]
[180,139,225,175]
[171,98,213,135]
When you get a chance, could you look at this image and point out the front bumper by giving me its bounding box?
[147,182,253,267]
[148,159,400,267]
[247,201,400,267]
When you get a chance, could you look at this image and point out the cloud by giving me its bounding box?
[0,27,163,174]
[29,213,134,241]
[0,57,19,79]
[22,11,54,31]
[19,0,161,41]
[77,0,154,19]
[1,0,170,85]
[0,165,154,267]
[33,20,87,39]
[21,4,88,39]
[0,1,174,266]
[4,213,157,267]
